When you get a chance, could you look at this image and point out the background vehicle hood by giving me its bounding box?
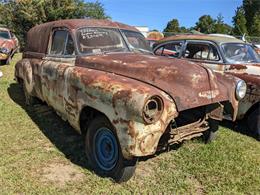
[227,63,260,86]
[0,38,13,50]
[76,53,236,111]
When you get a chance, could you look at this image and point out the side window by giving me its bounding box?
[155,42,183,57]
[154,46,163,55]
[65,34,75,55]
[50,30,75,56]
[184,43,220,61]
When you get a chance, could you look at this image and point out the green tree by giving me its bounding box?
[163,19,180,36]
[194,15,215,33]
[179,26,189,33]
[250,14,260,36]
[214,14,232,34]
[0,0,109,48]
[232,6,248,35]
[243,0,260,35]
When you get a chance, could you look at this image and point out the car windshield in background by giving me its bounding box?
[122,30,152,54]
[222,43,260,63]
[77,27,128,55]
[0,31,10,39]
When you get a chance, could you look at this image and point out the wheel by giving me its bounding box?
[203,119,219,143]
[84,116,137,182]
[22,81,37,105]
[247,106,260,141]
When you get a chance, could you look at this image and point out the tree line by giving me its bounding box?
[163,0,260,37]
[0,0,259,47]
[0,0,109,48]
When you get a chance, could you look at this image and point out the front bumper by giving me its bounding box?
[120,102,225,159]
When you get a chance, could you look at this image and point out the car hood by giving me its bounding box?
[0,38,14,50]
[76,53,237,111]
[226,63,260,86]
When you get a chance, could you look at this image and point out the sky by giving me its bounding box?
[87,0,243,31]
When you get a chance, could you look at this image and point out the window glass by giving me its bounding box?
[222,43,260,63]
[163,42,183,57]
[0,30,10,39]
[184,43,220,61]
[65,34,75,55]
[154,47,163,55]
[50,30,67,55]
[77,27,127,54]
[50,30,75,56]
[122,30,151,53]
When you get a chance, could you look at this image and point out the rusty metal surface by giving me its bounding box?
[76,53,239,114]
[168,118,208,144]
[15,58,178,158]
[15,20,239,159]
[25,19,139,54]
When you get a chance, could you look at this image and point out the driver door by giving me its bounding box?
[41,28,76,118]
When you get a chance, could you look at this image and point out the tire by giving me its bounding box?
[203,119,219,143]
[247,106,260,141]
[84,115,137,183]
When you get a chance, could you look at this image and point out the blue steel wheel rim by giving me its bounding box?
[94,127,119,171]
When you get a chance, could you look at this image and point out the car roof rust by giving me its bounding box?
[25,19,139,54]
[32,19,139,31]
[156,34,245,45]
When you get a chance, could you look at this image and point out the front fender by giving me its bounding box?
[65,67,178,159]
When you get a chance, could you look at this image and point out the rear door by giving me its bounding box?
[41,28,76,117]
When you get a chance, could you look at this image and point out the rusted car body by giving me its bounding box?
[15,20,243,182]
[153,34,260,138]
[0,27,19,64]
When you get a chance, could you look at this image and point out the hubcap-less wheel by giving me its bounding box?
[94,127,119,171]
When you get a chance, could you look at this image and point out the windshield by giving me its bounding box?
[221,43,260,63]
[77,27,128,55]
[121,30,152,54]
[0,30,10,39]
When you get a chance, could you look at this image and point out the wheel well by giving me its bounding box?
[245,101,260,118]
[79,106,108,135]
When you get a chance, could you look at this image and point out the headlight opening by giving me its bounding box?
[143,96,163,124]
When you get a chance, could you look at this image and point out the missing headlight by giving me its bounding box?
[143,96,163,124]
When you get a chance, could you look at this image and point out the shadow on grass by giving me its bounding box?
[8,83,89,169]
[220,119,259,141]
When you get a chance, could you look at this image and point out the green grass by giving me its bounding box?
[0,54,260,194]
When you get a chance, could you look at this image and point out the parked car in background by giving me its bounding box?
[15,20,244,182]
[0,27,19,65]
[153,34,260,139]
